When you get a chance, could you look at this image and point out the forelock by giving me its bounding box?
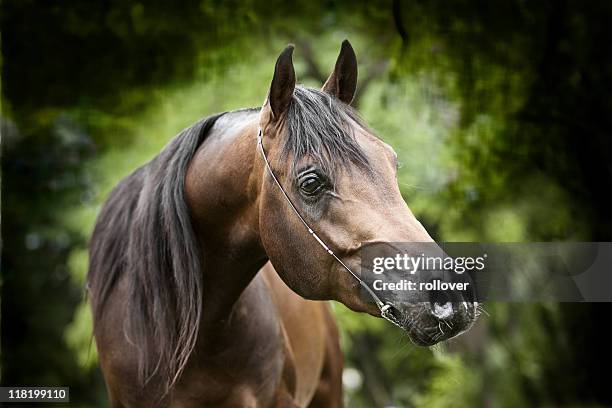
[282,86,371,177]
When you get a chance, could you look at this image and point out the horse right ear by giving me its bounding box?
[264,45,296,121]
[322,40,358,105]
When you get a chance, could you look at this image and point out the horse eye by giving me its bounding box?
[300,176,323,195]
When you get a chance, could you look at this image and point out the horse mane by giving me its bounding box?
[88,113,224,392]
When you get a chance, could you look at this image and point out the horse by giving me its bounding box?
[88,40,478,407]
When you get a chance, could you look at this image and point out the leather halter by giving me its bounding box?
[257,128,402,328]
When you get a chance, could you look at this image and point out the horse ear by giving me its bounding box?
[266,44,296,120]
[322,40,358,105]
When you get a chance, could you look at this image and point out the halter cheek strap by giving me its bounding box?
[257,128,402,328]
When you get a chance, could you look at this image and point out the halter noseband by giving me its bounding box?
[257,128,402,328]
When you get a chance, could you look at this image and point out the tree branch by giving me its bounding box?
[294,38,327,83]
[352,59,389,108]
[393,0,409,46]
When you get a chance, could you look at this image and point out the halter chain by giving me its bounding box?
[257,128,402,328]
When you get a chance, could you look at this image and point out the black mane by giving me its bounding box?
[88,113,223,391]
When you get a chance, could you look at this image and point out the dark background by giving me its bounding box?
[2,1,612,406]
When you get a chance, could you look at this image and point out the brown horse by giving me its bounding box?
[88,40,478,407]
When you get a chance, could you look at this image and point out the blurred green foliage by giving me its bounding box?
[3,1,612,407]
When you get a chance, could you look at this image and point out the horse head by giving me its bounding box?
[256,41,478,345]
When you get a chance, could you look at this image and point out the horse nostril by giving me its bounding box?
[429,287,450,306]
[429,289,454,319]
[431,301,453,319]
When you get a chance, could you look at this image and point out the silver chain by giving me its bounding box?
[256,128,402,328]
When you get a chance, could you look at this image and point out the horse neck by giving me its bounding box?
[185,110,269,325]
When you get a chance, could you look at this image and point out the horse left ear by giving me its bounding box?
[266,44,296,121]
[322,40,358,105]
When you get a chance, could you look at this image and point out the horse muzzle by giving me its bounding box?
[385,301,479,346]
